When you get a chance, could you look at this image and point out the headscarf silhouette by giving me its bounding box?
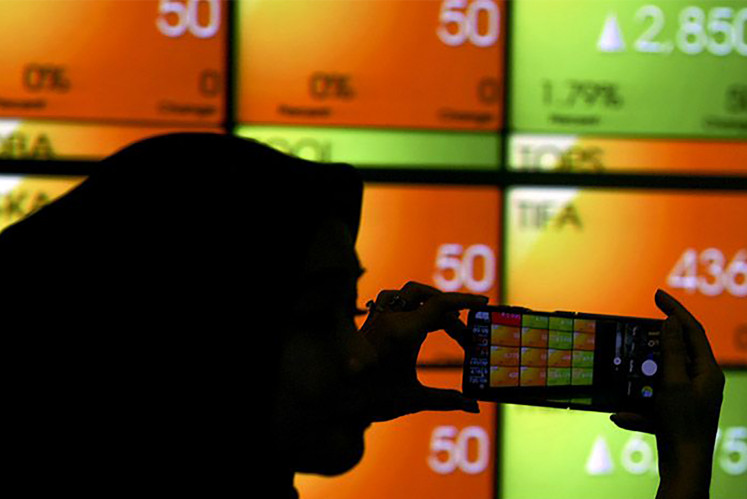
[2,132,363,493]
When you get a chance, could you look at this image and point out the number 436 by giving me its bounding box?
[667,248,747,297]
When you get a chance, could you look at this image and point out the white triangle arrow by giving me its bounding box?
[586,435,615,475]
[598,13,626,52]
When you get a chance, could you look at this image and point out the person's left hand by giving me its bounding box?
[359,281,488,422]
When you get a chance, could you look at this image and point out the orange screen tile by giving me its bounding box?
[296,369,496,499]
[0,0,226,124]
[356,184,501,365]
[491,346,520,366]
[507,188,747,366]
[491,366,519,387]
[520,366,546,386]
[510,135,747,175]
[492,325,521,346]
[521,328,548,347]
[521,347,548,367]
[573,332,596,351]
[547,350,571,368]
[238,0,505,130]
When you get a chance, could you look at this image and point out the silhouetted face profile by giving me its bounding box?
[0,132,368,493]
[273,217,377,476]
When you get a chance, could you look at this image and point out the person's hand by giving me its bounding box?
[611,289,725,499]
[359,281,488,422]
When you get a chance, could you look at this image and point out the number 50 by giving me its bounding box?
[437,0,501,47]
[434,243,496,293]
[428,425,490,475]
[157,0,221,39]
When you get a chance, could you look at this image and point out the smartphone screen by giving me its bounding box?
[462,306,664,413]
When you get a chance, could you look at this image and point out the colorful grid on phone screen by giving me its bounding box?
[489,313,595,387]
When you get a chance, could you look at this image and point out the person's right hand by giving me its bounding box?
[358,281,487,422]
[611,289,725,499]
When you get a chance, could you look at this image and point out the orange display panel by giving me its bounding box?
[0,175,85,233]
[356,184,501,365]
[238,0,505,130]
[0,120,223,161]
[508,134,747,175]
[0,0,226,124]
[506,188,747,366]
[296,369,496,499]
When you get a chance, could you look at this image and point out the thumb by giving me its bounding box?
[610,412,656,434]
[416,386,480,414]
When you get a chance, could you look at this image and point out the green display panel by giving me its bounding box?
[235,126,501,170]
[501,370,747,499]
[510,0,747,138]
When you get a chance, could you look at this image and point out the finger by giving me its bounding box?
[374,289,400,305]
[659,315,690,386]
[655,289,703,333]
[397,281,443,309]
[373,283,441,312]
[398,281,488,310]
[411,292,489,332]
[442,313,471,349]
[610,413,656,434]
[368,289,402,315]
[416,386,480,414]
[655,289,718,375]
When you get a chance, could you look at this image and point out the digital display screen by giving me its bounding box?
[500,369,747,499]
[295,369,496,499]
[0,0,226,124]
[0,3,742,499]
[510,0,747,138]
[505,188,747,366]
[0,4,743,499]
[237,0,505,131]
[356,184,501,365]
[508,134,747,175]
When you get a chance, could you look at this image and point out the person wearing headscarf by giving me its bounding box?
[1,133,486,497]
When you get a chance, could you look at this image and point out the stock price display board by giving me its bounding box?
[237,0,505,169]
[505,188,747,366]
[510,0,747,138]
[0,0,226,125]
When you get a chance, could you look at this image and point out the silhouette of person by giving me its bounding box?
[1,133,484,497]
[1,133,723,499]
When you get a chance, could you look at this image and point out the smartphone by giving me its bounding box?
[462,306,663,413]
